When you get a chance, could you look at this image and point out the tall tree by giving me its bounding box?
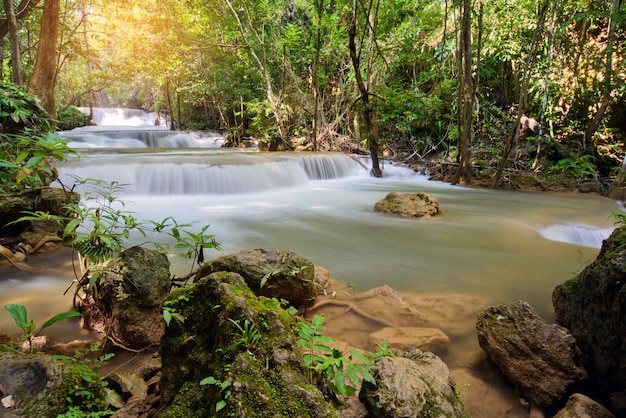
[453,0,474,185]
[3,0,21,85]
[492,0,550,187]
[0,0,41,39]
[28,0,60,118]
[583,0,622,147]
[347,0,383,177]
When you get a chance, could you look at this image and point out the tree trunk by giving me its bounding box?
[164,78,175,130]
[491,0,549,188]
[0,0,41,39]
[583,0,621,147]
[453,0,474,185]
[347,0,382,178]
[27,0,60,118]
[311,0,323,152]
[4,0,22,85]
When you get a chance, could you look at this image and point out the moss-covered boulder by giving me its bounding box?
[0,348,108,417]
[553,225,626,413]
[79,246,170,349]
[194,248,318,307]
[374,192,440,218]
[159,270,338,417]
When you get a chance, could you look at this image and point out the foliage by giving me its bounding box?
[4,303,82,351]
[549,155,596,180]
[297,314,378,396]
[0,82,76,192]
[224,319,262,353]
[57,106,91,131]
[199,375,232,413]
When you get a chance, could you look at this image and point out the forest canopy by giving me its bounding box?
[1,0,625,186]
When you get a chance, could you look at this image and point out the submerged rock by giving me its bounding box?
[553,226,626,413]
[159,270,338,417]
[359,348,468,417]
[194,248,318,307]
[369,326,450,353]
[374,191,440,218]
[553,393,615,418]
[476,301,587,409]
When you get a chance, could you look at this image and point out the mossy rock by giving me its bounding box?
[374,192,440,218]
[159,271,338,417]
[0,349,108,417]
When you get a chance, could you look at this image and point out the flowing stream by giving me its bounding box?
[0,109,621,416]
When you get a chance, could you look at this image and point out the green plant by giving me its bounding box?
[549,155,596,180]
[162,294,190,326]
[57,106,91,131]
[297,315,376,396]
[611,211,626,226]
[199,375,232,412]
[259,264,308,289]
[4,303,82,351]
[225,319,262,353]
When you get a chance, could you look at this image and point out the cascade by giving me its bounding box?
[538,223,614,248]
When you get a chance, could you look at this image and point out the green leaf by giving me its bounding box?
[4,303,29,329]
[216,400,227,412]
[39,311,82,332]
[163,310,172,326]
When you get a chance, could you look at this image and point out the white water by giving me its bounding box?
[60,107,225,149]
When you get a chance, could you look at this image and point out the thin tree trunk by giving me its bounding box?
[164,78,175,130]
[28,0,60,118]
[347,0,382,177]
[492,0,549,187]
[4,0,22,85]
[311,0,323,152]
[0,0,41,39]
[453,0,474,185]
[583,0,621,147]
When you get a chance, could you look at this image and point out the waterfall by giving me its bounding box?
[77,107,165,127]
[59,129,223,148]
[538,223,614,248]
[57,152,368,195]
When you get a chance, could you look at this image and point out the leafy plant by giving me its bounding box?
[549,155,596,180]
[296,315,376,396]
[199,375,232,412]
[162,294,190,326]
[225,319,262,353]
[4,303,82,351]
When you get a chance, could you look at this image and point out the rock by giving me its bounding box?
[159,270,338,417]
[0,187,79,250]
[374,191,440,218]
[553,226,626,413]
[476,301,587,409]
[0,349,107,417]
[79,246,170,349]
[194,248,318,307]
[553,393,615,418]
[369,326,450,353]
[360,348,468,417]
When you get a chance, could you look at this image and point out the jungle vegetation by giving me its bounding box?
[1,0,624,186]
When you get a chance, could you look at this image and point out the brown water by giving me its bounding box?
[0,149,620,417]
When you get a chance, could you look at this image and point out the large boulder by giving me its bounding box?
[374,192,440,218]
[553,226,626,413]
[0,349,107,417]
[79,246,171,349]
[194,248,318,307]
[476,301,587,409]
[159,270,338,417]
[359,348,468,417]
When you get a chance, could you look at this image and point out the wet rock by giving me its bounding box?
[369,326,450,353]
[0,187,79,250]
[552,393,615,418]
[159,270,338,417]
[79,246,170,349]
[359,348,468,417]
[553,226,626,414]
[476,301,587,409]
[0,349,107,417]
[195,248,318,307]
[374,191,440,218]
